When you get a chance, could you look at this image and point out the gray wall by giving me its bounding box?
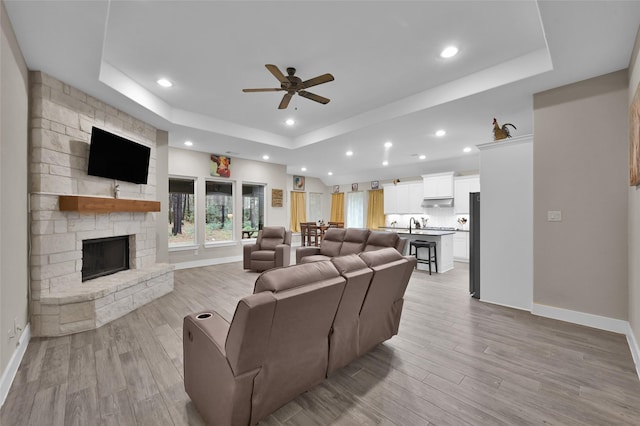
[0,0,29,381]
[533,70,629,319]
[629,27,640,350]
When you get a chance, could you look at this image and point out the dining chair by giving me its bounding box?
[307,224,320,247]
[299,222,309,246]
[328,221,344,228]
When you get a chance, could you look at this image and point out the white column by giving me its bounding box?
[478,135,533,310]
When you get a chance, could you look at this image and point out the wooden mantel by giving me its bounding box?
[59,195,161,213]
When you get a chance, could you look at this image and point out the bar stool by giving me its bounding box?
[409,240,438,275]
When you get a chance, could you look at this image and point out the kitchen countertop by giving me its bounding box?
[378,228,456,236]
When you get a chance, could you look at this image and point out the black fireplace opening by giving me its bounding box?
[82,236,130,282]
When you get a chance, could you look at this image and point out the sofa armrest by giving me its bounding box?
[243,243,259,269]
[296,246,321,264]
[275,244,291,268]
[183,312,255,426]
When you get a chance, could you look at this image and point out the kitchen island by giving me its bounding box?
[379,228,455,273]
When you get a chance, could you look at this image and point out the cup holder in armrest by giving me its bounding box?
[196,313,213,320]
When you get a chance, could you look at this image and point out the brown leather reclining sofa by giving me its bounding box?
[183,247,417,426]
[295,227,407,264]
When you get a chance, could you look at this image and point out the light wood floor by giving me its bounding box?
[3,256,640,425]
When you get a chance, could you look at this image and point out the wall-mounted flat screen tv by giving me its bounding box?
[87,126,151,184]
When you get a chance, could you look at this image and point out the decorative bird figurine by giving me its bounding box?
[493,118,516,140]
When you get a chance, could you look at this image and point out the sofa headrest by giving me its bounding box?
[330,254,369,275]
[254,260,340,293]
[339,228,370,256]
[364,231,400,252]
[320,228,346,257]
[359,247,404,267]
[258,226,286,250]
[323,228,347,241]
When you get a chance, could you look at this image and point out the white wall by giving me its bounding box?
[0,0,29,403]
[168,147,295,265]
[155,130,169,263]
[479,136,533,310]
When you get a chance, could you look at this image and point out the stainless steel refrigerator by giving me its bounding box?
[469,192,480,299]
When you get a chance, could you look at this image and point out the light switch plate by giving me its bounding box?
[547,210,562,222]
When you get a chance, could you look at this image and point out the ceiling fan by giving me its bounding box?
[242,64,334,109]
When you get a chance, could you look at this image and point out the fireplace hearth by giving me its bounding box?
[82,236,130,281]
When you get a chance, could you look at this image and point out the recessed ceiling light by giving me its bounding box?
[262,155,269,160]
[328,171,333,176]
[463,147,472,153]
[382,161,389,166]
[435,129,446,137]
[384,141,393,148]
[184,140,193,147]
[440,46,459,58]
[157,78,173,88]
[346,150,353,156]
[419,154,426,160]
[285,118,295,126]
[301,167,307,172]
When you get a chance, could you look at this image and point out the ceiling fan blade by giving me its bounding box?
[301,73,334,89]
[279,93,293,109]
[298,90,330,105]
[265,64,287,83]
[242,88,283,92]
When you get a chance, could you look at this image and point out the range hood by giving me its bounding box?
[421,198,454,208]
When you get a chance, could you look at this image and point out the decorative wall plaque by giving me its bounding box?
[272,189,283,207]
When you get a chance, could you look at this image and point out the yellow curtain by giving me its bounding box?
[366,189,385,230]
[330,192,344,222]
[290,191,307,232]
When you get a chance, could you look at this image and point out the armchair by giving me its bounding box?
[243,226,292,272]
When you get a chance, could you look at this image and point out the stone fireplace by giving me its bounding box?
[29,72,173,337]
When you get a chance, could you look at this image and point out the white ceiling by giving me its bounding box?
[5,1,640,185]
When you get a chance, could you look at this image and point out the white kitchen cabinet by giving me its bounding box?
[384,182,423,214]
[395,184,410,213]
[408,182,424,213]
[454,175,480,214]
[383,184,398,214]
[453,231,469,262]
[422,172,455,199]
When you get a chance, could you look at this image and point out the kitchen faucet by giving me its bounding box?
[409,217,418,234]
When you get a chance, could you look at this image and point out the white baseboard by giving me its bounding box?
[174,255,243,270]
[480,298,531,312]
[626,323,640,381]
[0,323,30,408]
[532,304,640,381]
[531,303,629,334]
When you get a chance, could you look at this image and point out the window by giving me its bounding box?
[242,184,264,238]
[346,191,365,228]
[168,177,196,247]
[205,180,234,243]
[308,192,323,223]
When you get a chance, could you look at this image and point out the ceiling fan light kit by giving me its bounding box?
[243,64,334,109]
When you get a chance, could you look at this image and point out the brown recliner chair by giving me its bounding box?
[243,226,291,272]
[183,261,346,425]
